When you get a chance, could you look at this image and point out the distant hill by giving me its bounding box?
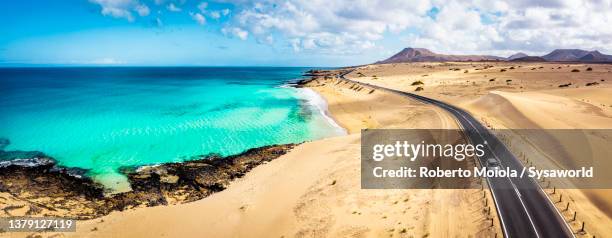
[377,48,504,64]
[377,47,612,63]
[507,53,528,60]
[541,49,591,61]
[510,56,546,62]
[539,49,612,62]
[578,51,612,62]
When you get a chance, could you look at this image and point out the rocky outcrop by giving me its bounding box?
[0,144,296,219]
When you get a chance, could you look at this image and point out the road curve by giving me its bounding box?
[337,70,574,238]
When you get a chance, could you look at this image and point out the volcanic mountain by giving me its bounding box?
[507,52,528,60]
[541,49,612,62]
[378,48,612,63]
[577,50,612,62]
[542,49,591,61]
[377,48,505,63]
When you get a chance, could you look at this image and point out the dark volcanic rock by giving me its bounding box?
[302,69,323,76]
[0,158,107,218]
[301,69,335,77]
[0,144,297,219]
[294,69,337,88]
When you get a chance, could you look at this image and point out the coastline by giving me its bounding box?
[5,63,611,237]
[0,67,329,193]
[46,68,493,238]
[0,74,346,220]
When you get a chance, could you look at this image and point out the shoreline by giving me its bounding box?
[295,86,348,135]
[0,74,345,220]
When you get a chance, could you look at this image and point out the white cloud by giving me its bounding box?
[198,2,208,13]
[190,12,206,25]
[134,4,149,16]
[222,27,249,40]
[404,0,612,55]
[166,3,181,12]
[224,0,431,54]
[218,0,612,56]
[90,0,151,21]
[89,0,612,56]
[209,11,221,19]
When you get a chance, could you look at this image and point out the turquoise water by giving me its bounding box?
[0,67,344,191]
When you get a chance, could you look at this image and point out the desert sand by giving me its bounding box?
[347,62,612,237]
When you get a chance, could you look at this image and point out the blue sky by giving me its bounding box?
[1,0,611,66]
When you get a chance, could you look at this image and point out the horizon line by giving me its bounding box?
[0,64,339,68]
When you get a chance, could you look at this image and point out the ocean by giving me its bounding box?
[0,67,345,191]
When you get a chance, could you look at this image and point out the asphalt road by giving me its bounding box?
[338,70,574,238]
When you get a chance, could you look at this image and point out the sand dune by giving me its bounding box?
[464,89,612,237]
[350,62,612,237]
[465,89,612,129]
